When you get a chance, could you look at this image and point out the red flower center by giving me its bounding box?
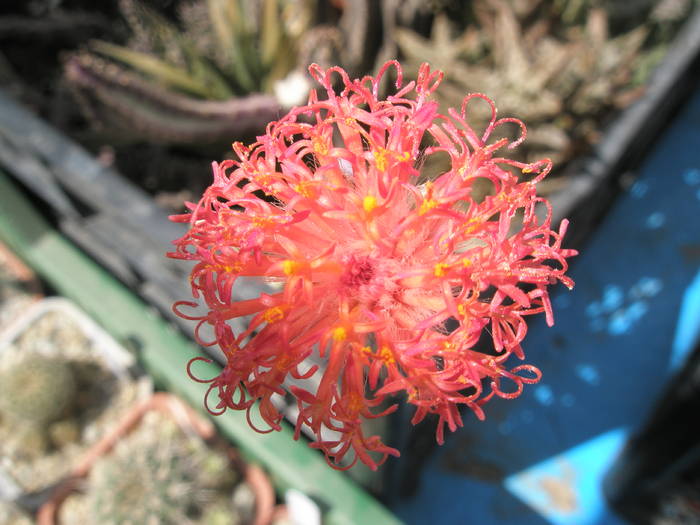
[340,254,375,288]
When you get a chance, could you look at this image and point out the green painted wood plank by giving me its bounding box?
[0,171,403,525]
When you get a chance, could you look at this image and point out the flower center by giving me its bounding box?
[340,255,375,287]
[338,253,403,309]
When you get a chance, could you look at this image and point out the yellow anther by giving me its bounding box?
[419,199,438,215]
[274,355,292,371]
[332,326,347,342]
[294,182,316,199]
[220,262,241,274]
[262,306,285,324]
[457,303,467,316]
[398,151,410,162]
[312,137,328,156]
[253,216,274,228]
[379,346,395,364]
[463,219,480,234]
[360,346,373,356]
[373,149,388,172]
[348,393,364,412]
[434,263,449,277]
[282,260,298,276]
[462,257,472,267]
[363,195,377,213]
[253,171,274,185]
[522,165,533,174]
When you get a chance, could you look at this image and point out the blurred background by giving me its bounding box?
[0,1,699,524]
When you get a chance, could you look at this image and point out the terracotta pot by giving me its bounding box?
[37,392,277,525]
[0,240,40,290]
[0,239,42,328]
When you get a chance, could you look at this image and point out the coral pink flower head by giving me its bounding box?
[168,61,577,470]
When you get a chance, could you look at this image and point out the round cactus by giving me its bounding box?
[86,415,238,525]
[87,429,194,524]
[0,353,77,426]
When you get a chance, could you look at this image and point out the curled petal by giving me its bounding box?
[373,59,403,98]
[186,357,216,384]
[492,117,528,149]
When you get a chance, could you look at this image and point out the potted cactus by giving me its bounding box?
[0,353,80,459]
[0,298,151,505]
[38,393,280,525]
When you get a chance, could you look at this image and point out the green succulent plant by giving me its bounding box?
[64,0,320,146]
[0,353,76,426]
[99,0,309,98]
[85,414,239,525]
[395,0,697,173]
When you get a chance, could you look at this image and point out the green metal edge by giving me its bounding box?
[0,171,403,525]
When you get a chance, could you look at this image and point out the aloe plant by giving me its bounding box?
[394,0,696,172]
[64,0,317,146]
[65,51,282,146]
[105,0,308,97]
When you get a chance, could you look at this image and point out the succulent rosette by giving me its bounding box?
[169,61,577,470]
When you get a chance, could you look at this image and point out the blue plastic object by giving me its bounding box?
[389,84,700,525]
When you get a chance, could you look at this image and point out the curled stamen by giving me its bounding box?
[373,59,403,98]
[186,357,216,384]
[491,373,525,400]
[203,383,228,416]
[461,93,497,140]
[511,364,543,384]
[173,301,206,320]
[491,117,528,149]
